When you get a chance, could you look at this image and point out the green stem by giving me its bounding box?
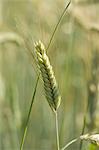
[20,75,40,150]
[79,95,90,150]
[55,111,60,150]
[46,0,71,51]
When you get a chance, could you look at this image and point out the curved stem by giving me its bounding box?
[61,138,79,150]
[55,111,60,150]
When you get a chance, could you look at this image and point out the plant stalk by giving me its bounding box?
[79,94,90,150]
[55,111,60,150]
[19,1,71,149]
[46,0,71,51]
[61,138,79,150]
[20,75,40,150]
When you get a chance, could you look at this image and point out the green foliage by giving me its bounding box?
[88,144,97,150]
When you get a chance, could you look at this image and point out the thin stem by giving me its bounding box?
[79,114,86,150]
[61,138,79,150]
[20,75,40,150]
[46,0,71,51]
[55,111,60,150]
[79,95,90,150]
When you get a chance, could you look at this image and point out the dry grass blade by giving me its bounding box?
[34,40,61,112]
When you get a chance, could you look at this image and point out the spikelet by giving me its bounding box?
[34,40,61,112]
[80,134,99,146]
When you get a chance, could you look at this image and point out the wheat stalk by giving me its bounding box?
[34,40,61,112]
[20,1,71,149]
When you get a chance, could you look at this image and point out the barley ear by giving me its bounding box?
[34,40,61,112]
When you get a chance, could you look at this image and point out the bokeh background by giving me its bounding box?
[0,0,99,149]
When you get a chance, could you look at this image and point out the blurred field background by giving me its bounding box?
[0,0,99,150]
